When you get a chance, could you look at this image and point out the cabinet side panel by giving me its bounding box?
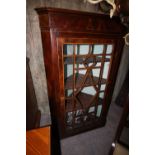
[51,33,66,136]
[40,29,55,115]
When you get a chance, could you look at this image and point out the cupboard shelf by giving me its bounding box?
[64,57,110,64]
[65,73,107,89]
[65,92,103,112]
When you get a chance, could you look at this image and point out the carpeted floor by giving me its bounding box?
[61,101,125,155]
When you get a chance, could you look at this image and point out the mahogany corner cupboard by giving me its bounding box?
[35,7,127,138]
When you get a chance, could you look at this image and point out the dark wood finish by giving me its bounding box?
[65,92,104,112]
[35,7,126,138]
[64,56,110,64]
[26,126,51,155]
[26,58,41,130]
[35,7,127,35]
[65,73,107,90]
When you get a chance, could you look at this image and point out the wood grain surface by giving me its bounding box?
[35,7,126,138]
[26,126,51,155]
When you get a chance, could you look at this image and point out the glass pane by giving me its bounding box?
[102,62,110,79]
[75,117,82,124]
[75,57,83,65]
[64,44,74,55]
[81,86,97,96]
[96,105,102,117]
[89,106,95,113]
[65,89,73,97]
[93,44,104,54]
[100,84,106,91]
[76,109,83,116]
[75,63,85,68]
[106,44,113,54]
[105,55,111,62]
[105,55,111,59]
[86,62,94,67]
[96,62,101,67]
[66,112,73,125]
[92,68,100,78]
[76,44,89,55]
[83,115,88,122]
[64,64,73,89]
[99,92,104,99]
[64,64,73,78]
[76,69,87,75]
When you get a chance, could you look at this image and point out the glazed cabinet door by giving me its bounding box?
[58,38,122,137]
